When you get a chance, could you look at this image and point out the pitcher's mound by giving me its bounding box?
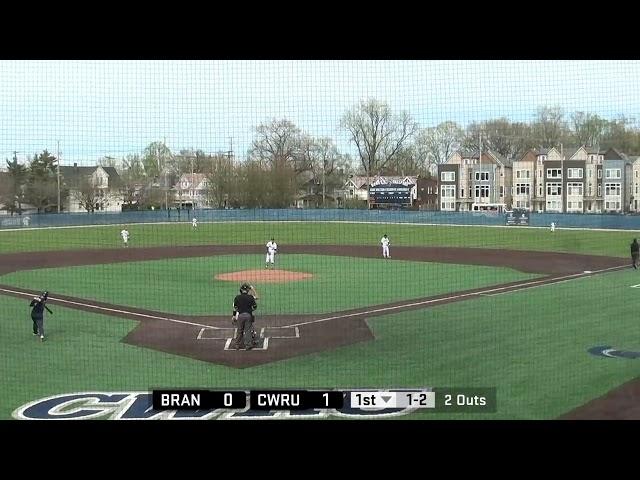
[215,269,313,284]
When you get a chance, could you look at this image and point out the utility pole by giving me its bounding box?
[322,155,326,208]
[479,131,482,208]
[57,141,61,213]
[191,149,194,210]
[560,143,564,213]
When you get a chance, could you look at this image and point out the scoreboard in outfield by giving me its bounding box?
[369,183,413,207]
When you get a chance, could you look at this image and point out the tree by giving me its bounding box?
[1,154,28,215]
[24,150,62,213]
[571,112,608,147]
[299,137,351,204]
[341,98,418,177]
[533,106,567,147]
[118,155,146,210]
[142,141,173,178]
[175,149,213,175]
[98,156,120,169]
[249,119,307,172]
[414,121,463,166]
[72,176,108,213]
[204,154,239,208]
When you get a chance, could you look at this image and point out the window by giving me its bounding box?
[589,170,592,178]
[547,168,562,179]
[598,185,602,196]
[598,169,602,179]
[546,183,562,196]
[636,171,639,178]
[474,172,489,181]
[441,171,455,182]
[605,169,621,179]
[474,185,490,198]
[500,186,504,196]
[460,188,464,198]
[567,183,583,196]
[441,185,456,198]
[605,183,621,196]
[538,186,543,196]
[515,184,530,195]
[567,168,583,179]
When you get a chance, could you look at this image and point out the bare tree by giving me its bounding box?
[249,119,307,172]
[533,106,567,147]
[204,154,238,208]
[299,136,351,204]
[571,112,608,147]
[142,141,174,178]
[415,121,463,166]
[72,176,108,213]
[341,98,418,176]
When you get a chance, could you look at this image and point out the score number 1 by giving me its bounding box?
[406,392,430,407]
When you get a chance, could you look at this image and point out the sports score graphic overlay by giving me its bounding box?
[152,388,497,413]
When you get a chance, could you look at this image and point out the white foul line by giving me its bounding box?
[286,264,628,328]
[0,286,216,330]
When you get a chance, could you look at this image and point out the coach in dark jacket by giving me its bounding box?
[631,239,639,270]
[30,291,52,342]
[232,283,258,350]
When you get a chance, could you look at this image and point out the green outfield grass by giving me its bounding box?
[0,254,536,315]
[0,221,639,257]
[2,266,638,420]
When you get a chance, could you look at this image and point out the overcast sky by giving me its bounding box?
[1,60,638,166]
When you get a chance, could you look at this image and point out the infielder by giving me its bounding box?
[121,227,130,247]
[30,291,52,342]
[192,217,198,229]
[265,238,278,269]
[381,234,391,259]
[232,283,258,350]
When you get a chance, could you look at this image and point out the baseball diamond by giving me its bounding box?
[1,221,640,420]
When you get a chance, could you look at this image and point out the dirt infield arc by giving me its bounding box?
[0,244,627,370]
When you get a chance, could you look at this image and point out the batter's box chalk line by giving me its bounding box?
[197,326,300,351]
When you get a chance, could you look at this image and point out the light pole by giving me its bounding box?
[57,141,61,213]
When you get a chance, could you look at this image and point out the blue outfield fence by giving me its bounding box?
[2,209,640,231]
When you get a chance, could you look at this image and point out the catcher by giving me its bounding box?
[232,283,258,350]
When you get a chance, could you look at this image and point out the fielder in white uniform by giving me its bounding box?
[381,234,390,258]
[121,228,130,247]
[265,238,278,269]
[550,222,556,232]
[192,217,198,229]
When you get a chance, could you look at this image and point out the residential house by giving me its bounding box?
[415,176,438,211]
[631,156,640,212]
[340,176,370,204]
[512,150,537,211]
[295,172,337,208]
[60,164,123,213]
[174,174,209,209]
[602,148,633,213]
[438,163,458,211]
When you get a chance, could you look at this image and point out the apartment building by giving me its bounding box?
[440,150,512,212]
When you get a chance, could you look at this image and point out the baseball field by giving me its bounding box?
[2,220,640,419]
